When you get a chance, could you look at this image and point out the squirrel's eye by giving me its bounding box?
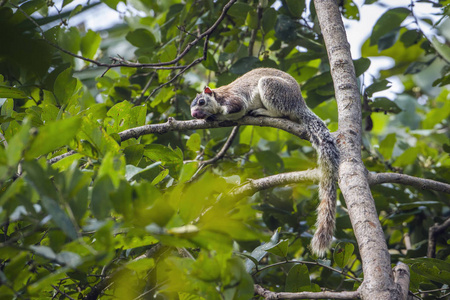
[198,99,206,106]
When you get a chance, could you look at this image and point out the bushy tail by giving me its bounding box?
[299,110,340,257]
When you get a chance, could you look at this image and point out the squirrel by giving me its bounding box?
[190,68,340,256]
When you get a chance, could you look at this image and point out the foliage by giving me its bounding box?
[0,0,449,299]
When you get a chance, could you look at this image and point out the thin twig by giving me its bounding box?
[409,0,450,64]
[199,125,240,166]
[135,72,156,105]
[47,150,77,164]
[147,36,210,100]
[188,126,240,180]
[254,284,360,299]
[427,217,450,258]
[251,259,362,283]
[12,0,238,69]
[248,5,263,56]
[51,285,76,300]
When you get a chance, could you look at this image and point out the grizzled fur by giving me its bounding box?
[190,68,340,257]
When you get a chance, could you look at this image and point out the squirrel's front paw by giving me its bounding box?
[249,108,267,117]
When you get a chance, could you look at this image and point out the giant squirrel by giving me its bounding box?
[190,68,340,256]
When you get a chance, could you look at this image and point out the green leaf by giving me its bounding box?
[354,57,371,77]
[56,251,82,268]
[286,0,305,18]
[105,100,134,134]
[230,57,260,75]
[58,27,81,63]
[144,144,183,165]
[43,196,78,240]
[227,2,253,20]
[123,144,145,165]
[30,245,56,260]
[126,258,155,272]
[245,229,280,272]
[25,117,81,160]
[126,29,156,48]
[0,85,27,98]
[302,72,333,91]
[404,58,435,75]
[265,239,289,258]
[422,97,450,129]
[262,8,277,33]
[91,175,114,220]
[365,79,391,97]
[378,28,400,51]
[186,133,201,152]
[98,152,125,187]
[151,168,169,185]
[431,36,450,62]
[178,162,198,183]
[333,242,354,268]
[23,160,57,199]
[54,67,77,104]
[246,10,259,29]
[102,0,119,9]
[409,258,450,285]
[285,264,310,292]
[370,8,410,46]
[369,97,402,114]
[400,29,421,47]
[5,119,31,166]
[79,116,121,157]
[80,30,101,60]
[378,133,396,160]
[342,0,359,20]
[202,51,218,72]
[69,4,83,18]
[254,150,284,174]
[392,147,420,167]
[275,14,298,42]
[125,162,161,181]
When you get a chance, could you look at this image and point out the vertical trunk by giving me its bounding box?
[312,0,403,299]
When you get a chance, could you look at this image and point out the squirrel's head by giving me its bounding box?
[190,86,221,119]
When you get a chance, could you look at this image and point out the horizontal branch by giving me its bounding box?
[254,284,360,299]
[368,172,450,194]
[231,169,320,198]
[118,116,309,142]
[230,169,450,198]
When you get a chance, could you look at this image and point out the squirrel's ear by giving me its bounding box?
[204,86,213,94]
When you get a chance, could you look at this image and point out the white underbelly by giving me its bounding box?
[247,87,263,110]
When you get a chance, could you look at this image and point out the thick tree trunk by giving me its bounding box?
[313,0,403,299]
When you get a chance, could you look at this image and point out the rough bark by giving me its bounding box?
[313,0,402,299]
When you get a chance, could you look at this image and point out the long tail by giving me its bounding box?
[300,110,340,257]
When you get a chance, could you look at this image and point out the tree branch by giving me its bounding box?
[47,118,449,197]
[427,217,450,258]
[231,169,320,198]
[187,126,240,181]
[51,285,76,300]
[198,125,240,166]
[368,172,450,194]
[252,259,362,283]
[393,262,410,300]
[118,116,308,142]
[254,284,360,299]
[13,0,237,70]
